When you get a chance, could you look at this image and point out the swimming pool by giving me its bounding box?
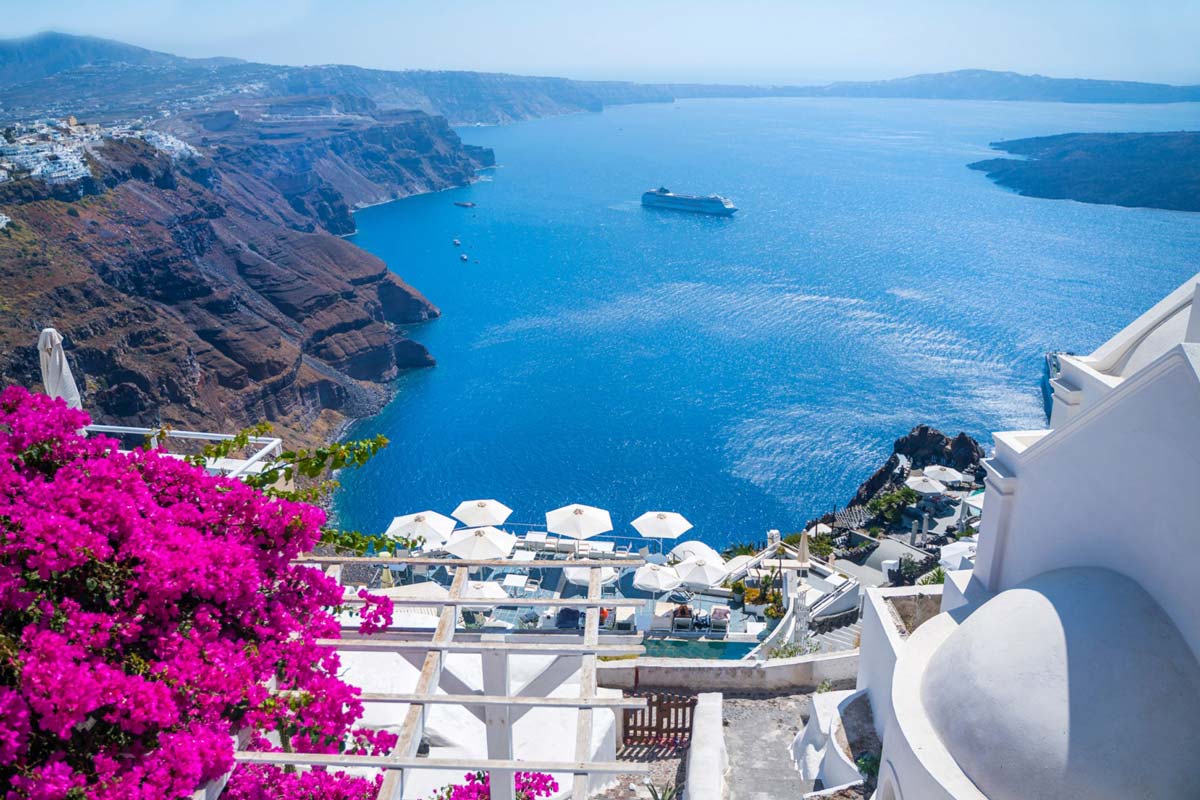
[641,639,757,660]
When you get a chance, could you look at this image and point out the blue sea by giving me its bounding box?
[335,98,1200,549]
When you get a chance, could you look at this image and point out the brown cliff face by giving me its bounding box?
[848,425,987,508]
[0,111,492,447]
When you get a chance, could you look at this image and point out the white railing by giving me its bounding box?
[85,424,283,479]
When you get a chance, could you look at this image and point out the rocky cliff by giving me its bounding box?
[848,425,986,508]
[0,109,492,447]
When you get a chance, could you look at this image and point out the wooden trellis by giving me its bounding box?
[622,692,698,747]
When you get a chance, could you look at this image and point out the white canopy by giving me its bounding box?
[632,563,682,593]
[905,475,948,496]
[669,540,722,564]
[965,490,986,514]
[444,526,516,561]
[386,510,457,546]
[807,522,834,536]
[939,539,978,570]
[452,499,513,528]
[546,503,613,540]
[675,557,728,589]
[923,465,965,484]
[631,511,693,540]
[563,564,619,587]
[38,328,81,410]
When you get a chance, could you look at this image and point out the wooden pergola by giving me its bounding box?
[235,554,651,800]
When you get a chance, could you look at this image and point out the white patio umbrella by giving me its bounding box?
[444,526,516,561]
[807,522,834,536]
[452,499,513,528]
[546,503,613,540]
[38,328,81,410]
[563,564,619,587]
[675,557,728,589]
[385,510,457,546]
[631,511,693,541]
[905,475,948,496]
[632,563,682,593]
[669,540,722,564]
[923,465,965,484]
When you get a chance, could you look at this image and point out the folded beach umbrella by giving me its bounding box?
[444,526,517,560]
[563,564,620,587]
[923,465,965,485]
[631,511,693,541]
[668,540,722,564]
[385,510,457,546]
[905,475,948,496]
[674,557,729,589]
[38,328,82,410]
[632,563,683,593]
[546,503,613,540]
[453,499,513,528]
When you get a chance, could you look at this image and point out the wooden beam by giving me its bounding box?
[573,568,604,800]
[380,566,467,800]
[233,751,648,775]
[339,596,647,608]
[322,639,644,657]
[298,555,643,568]
[311,692,647,709]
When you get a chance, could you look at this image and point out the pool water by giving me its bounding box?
[641,639,757,660]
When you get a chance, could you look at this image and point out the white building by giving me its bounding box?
[847,271,1200,800]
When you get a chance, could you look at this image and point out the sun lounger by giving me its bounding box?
[615,607,636,631]
[651,601,675,632]
[710,605,731,633]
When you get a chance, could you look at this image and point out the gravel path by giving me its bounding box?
[596,690,816,800]
[723,692,814,800]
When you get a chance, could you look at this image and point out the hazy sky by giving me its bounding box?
[5,0,1200,85]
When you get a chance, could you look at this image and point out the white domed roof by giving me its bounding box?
[921,567,1200,800]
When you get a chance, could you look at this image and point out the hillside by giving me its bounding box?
[968,131,1200,212]
[4,34,1200,127]
[0,108,492,446]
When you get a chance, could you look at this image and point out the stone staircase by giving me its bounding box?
[812,621,861,653]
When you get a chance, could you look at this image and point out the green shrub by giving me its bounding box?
[918,566,947,585]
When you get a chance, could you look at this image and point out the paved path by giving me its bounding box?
[724,692,814,800]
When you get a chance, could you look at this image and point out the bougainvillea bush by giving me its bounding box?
[428,771,560,800]
[0,387,396,799]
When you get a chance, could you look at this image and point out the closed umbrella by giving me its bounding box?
[923,465,964,485]
[631,511,692,541]
[385,510,457,546]
[546,503,613,540]
[675,557,728,589]
[445,526,516,560]
[905,475,947,496]
[452,499,513,528]
[38,328,81,410]
[563,564,619,587]
[669,540,722,564]
[632,563,682,593]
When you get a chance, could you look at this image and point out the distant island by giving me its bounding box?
[3,33,1200,126]
[969,132,1200,212]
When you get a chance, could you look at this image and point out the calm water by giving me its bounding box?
[335,98,1200,548]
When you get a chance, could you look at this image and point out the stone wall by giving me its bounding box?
[597,651,858,692]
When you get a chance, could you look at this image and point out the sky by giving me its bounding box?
[3,0,1200,85]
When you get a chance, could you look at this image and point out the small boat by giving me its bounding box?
[460,254,469,262]
[454,201,476,208]
[453,239,461,246]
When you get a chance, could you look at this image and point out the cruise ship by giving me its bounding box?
[641,187,737,216]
